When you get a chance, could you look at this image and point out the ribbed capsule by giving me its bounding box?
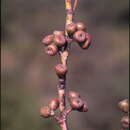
[68,91,80,99]
[73,30,86,43]
[45,44,58,56]
[66,23,77,36]
[69,97,84,110]
[54,34,66,47]
[78,101,88,112]
[42,35,54,46]
[76,22,86,31]
[78,33,92,49]
[118,99,129,113]
[121,116,129,128]
[55,64,68,77]
[40,106,51,118]
[53,30,65,36]
[49,98,59,111]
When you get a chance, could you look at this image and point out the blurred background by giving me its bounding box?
[1,0,129,130]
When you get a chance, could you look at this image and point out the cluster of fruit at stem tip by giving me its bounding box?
[118,99,129,130]
[42,22,91,56]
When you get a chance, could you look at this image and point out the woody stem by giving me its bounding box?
[57,0,75,130]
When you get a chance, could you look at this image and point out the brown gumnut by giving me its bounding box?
[69,97,84,110]
[66,23,77,36]
[45,44,58,56]
[118,99,129,113]
[49,98,59,111]
[68,91,80,99]
[42,35,54,46]
[55,64,68,77]
[78,101,88,112]
[79,33,92,49]
[73,30,86,43]
[54,34,66,47]
[121,116,129,128]
[53,30,65,36]
[40,106,51,118]
[76,22,86,31]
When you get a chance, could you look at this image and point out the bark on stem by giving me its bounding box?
[58,0,73,113]
[65,0,73,25]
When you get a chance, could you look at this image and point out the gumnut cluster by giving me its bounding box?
[40,91,88,119]
[42,22,92,56]
[66,22,91,49]
[40,22,89,122]
[68,91,88,112]
[42,31,66,56]
[118,99,129,129]
[40,98,59,118]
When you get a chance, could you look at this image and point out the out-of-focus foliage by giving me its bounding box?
[1,0,129,130]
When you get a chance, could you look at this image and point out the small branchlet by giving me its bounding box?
[40,0,91,130]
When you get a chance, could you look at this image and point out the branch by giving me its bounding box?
[57,0,74,113]
[41,1,90,130]
[56,1,75,130]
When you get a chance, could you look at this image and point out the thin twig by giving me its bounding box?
[56,0,74,130]
[58,0,73,113]
[73,0,78,11]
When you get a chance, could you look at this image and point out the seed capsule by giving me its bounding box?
[78,101,88,112]
[53,30,64,36]
[79,33,92,49]
[42,35,54,46]
[54,35,66,47]
[45,44,58,56]
[76,22,86,31]
[49,98,59,111]
[55,64,68,77]
[118,99,129,113]
[68,91,80,99]
[40,106,51,118]
[69,97,84,110]
[66,23,77,36]
[121,116,129,128]
[73,30,86,43]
